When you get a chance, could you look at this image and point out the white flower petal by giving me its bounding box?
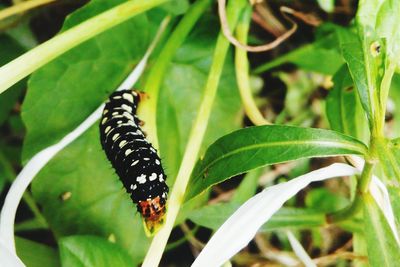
[286,230,316,267]
[0,239,25,267]
[370,176,400,245]
[191,163,358,267]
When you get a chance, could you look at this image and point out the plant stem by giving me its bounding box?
[0,0,55,21]
[327,159,375,223]
[235,5,270,126]
[142,1,248,266]
[0,0,168,95]
[139,0,212,149]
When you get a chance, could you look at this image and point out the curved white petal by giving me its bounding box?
[370,176,400,245]
[286,230,316,267]
[0,108,102,251]
[0,239,25,267]
[0,18,169,253]
[191,163,359,267]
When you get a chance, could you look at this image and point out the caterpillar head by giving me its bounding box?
[138,196,166,236]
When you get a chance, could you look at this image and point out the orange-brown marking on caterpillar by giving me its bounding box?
[138,196,166,235]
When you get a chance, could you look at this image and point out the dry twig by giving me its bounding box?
[218,0,297,52]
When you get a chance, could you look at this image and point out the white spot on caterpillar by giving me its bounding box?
[130,184,137,190]
[105,126,111,134]
[122,112,134,121]
[125,149,133,156]
[112,134,120,141]
[162,192,167,199]
[137,174,146,184]
[143,158,150,161]
[121,104,132,113]
[123,93,134,103]
[149,173,157,181]
[159,174,164,182]
[101,117,108,124]
[103,109,108,115]
[112,111,119,116]
[155,159,160,165]
[117,120,123,124]
[131,160,139,166]
[119,140,127,148]
[113,95,122,99]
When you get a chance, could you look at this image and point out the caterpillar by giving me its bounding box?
[99,89,168,235]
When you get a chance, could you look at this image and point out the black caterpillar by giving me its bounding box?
[99,89,168,234]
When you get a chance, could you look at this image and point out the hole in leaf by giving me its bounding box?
[370,41,381,57]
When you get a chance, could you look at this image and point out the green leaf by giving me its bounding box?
[336,25,386,128]
[374,138,400,183]
[363,194,400,266]
[279,71,318,118]
[253,32,343,75]
[389,73,400,136]
[157,16,242,180]
[186,125,367,201]
[305,188,349,212]
[21,0,161,161]
[15,237,60,267]
[161,0,189,15]
[381,142,400,227]
[326,65,369,142]
[356,0,384,29]
[375,0,400,60]
[231,168,263,204]
[59,236,132,267]
[189,203,326,232]
[31,126,148,264]
[0,35,25,125]
[4,19,38,50]
[15,218,48,232]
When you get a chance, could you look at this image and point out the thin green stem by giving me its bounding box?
[375,61,396,137]
[235,6,270,126]
[0,0,168,95]
[327,160,375,223]
[0,0,55,21]
[142,1,248,266]
[165,225,200,251]
[359,160,375,193]
[0,151,48,228]
[139,0,212,149]
[14,218,48,232]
